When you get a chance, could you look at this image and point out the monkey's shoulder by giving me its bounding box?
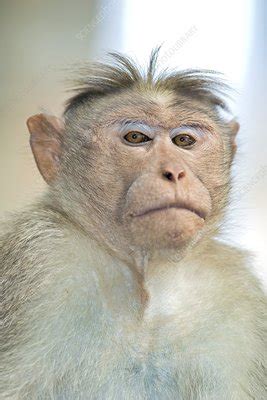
[201,238,261,278]
[1,204,72,315]
[193,238,267,310]
[0,205,66,268]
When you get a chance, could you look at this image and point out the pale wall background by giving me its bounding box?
[0,0,266,286]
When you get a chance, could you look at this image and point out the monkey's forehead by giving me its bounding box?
[68,89,220,131]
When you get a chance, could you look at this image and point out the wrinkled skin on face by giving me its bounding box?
[28,89,237,265]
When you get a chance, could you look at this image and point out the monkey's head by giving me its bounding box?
[27,51,239,264]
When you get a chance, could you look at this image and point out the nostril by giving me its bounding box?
[178,171,185,180]
[163,171,175,182]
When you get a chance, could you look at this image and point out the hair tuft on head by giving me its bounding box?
[64,48,232,114]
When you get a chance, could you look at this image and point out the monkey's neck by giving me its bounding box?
[40,195,215,311]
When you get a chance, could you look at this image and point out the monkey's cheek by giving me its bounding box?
[127,209,205,250]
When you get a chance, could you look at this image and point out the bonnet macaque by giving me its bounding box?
[1,51,266,399]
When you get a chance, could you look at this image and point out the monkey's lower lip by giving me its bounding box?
[132,206,206,220]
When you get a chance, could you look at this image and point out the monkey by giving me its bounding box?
[1,50,266,400]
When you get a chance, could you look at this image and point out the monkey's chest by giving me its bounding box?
[24,275,238,399]
[47,318,226,400]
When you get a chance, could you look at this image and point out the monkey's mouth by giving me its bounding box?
[132,203,207,220]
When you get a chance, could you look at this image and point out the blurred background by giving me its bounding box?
[0,0,266,286]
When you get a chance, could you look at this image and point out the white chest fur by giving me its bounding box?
[7,239,263,400]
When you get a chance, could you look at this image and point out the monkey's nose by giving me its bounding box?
[162,168,186,183]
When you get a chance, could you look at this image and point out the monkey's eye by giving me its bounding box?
[172,133,196,148]
[124,131,151,144]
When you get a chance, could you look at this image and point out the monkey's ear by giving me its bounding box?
[228,119,240,155]
[26,114,65,184]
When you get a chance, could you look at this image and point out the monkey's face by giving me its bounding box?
[27,90,237,258]
[63,91,234,255]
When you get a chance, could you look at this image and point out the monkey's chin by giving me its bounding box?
[127,208,205,251]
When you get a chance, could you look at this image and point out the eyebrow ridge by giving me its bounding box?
[104,118,214,133]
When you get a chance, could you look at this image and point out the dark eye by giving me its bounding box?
[124,131,151,144]
[172,133,196,147]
